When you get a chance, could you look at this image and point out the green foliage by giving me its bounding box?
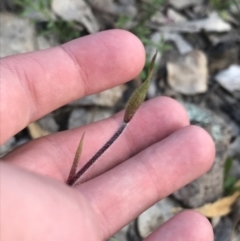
[14,0,82,43]
[209,0,232,11]
[140,39,171,80]
[115,14,132,29]
[134,0,165,45]
[208,0,240,24]
[115,0,170,80]
[223,158,239,195]
[14,0,170,50]
[45,20,82,43]
[14,0,52,19]
[116,2,168,44]
[118,0,166,44]
[109,238,118,241]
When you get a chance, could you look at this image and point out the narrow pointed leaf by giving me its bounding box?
[124,51,157,123]
[67,132,85,184]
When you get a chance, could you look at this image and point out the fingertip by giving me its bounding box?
[146,210,214,241]
[62,29,146,94]
[154,96,190,127]
[105,29,146,81]
[181,210,214,241]
[152,124,216,193]
[105,29,146,76]
[148,99,215,175]
[133,96,190,140]
[185,125,216,173]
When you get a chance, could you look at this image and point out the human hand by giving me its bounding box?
[0,30,215,241]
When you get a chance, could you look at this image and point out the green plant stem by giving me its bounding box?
[67,122,127,186]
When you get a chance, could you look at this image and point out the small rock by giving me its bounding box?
[0,13,36,57]
[230,2,240,14]
[110,231,127,241]
[167,8,187,23]
[215,65,240,92]
[173,103,232,207]
[164,33,193,54]
[149,32,192,55]
[151,11,168,25]
[228,136,240,179]
[52,0,99,33]
[231,198,240,241]
[232,231,240,241]
[68,108,113,129]
[0,0,15,11]
[151,12,231,33]
[115,0,137,17]
[37,113,59,133]
[90,0,117,14]
[214,217,233,241]
[70,85,126,107]
[137,197,180,238]
[228,136,240,159]
[109,224,130,241]
[0,137,16,157]
[91,0,136,17]
[167,50,208,95]
[68,109,89,129]
[208,42,239,74]
[127,221,141,241]
[147,80,158,99]
[15,138,30,148]
[169,0,204,9]
[195,12,232,32]
[212,216,221,228]
[193,5,210,16]
[208,31,240,46]
[36,35,59,50]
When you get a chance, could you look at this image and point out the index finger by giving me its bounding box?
[0,30,145,144]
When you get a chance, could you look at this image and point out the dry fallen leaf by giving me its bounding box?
[195,180,240,218]
[28,122,51,139]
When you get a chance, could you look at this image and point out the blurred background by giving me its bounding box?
[0,0,240,240]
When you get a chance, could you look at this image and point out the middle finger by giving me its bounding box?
[4,97,189,181]
[79,125,215,239]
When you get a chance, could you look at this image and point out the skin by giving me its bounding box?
[0,30,215,241]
